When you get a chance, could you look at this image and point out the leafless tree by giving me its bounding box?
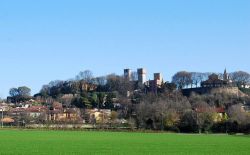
[191,72,211,88]
[230,71,250,87]
[106,74,133,97]
[227,104,249,125]
[136,94,191,130]
[172,71,192,89]
[76,70,94,83]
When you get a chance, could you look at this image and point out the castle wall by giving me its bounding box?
[182,87,240,96]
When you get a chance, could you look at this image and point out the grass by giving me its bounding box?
[0,130,249,155]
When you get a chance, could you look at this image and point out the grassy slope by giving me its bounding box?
[0,130,249,155]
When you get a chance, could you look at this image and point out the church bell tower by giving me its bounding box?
[223,68,229,81]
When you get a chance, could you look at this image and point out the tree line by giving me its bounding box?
[6,69,250,133]
[172,71,250,89]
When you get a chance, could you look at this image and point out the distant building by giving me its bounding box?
[195,107,227,122]
[223,69,231,82]
[145,73,164,94]
[241,83,250,89]
[201,69,234,88]
[154,73,164,86]
[48,103,82,122]
[147,80,158,94]
[26,106,47,118]
[123,68,165,94]
[183,69,241,96]
[124,69,132,81]
[137,68,147,85]
[86,109,111,124]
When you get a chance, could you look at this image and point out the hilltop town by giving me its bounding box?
[1,68,250,133]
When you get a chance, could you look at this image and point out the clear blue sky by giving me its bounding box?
[0,0,250,98]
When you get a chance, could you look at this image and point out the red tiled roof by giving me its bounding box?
[215,107,225,113]
[26,106,48,113]
[9,108,26,113]
[195,107,225,113]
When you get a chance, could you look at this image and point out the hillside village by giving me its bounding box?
[1,68,250,133]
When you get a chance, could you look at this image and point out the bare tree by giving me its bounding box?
[191,72,211,88]
[136,94,191,130]
[227,104,248,124]
[76,70,94,83]
[48,80,64,87]
[230,71,250,87]
[106,74,133,97]
[95,76,107,86]
[172,71,192,89]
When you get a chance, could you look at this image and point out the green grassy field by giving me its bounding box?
[0,130,249,155]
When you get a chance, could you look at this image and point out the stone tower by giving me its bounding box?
[137,68,147,85]
[154,73,163,82]
[154,73,164,86]
[124,69,132,81]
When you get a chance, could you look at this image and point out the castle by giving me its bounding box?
[124,68,164,93]
[125,68,244,96]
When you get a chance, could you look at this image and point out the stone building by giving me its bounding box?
[137,68,147,86]
[201,69,234,88]
[183,69,240,96]
[154,73,164,86]
[124,69,132,81]
[123,68,164,94]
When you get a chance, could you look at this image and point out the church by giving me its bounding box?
[201,69,234,88]
[182,69,239,96]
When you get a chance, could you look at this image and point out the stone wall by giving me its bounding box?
[182,87,242,97]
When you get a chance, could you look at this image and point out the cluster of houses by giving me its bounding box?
[0,100,112,127]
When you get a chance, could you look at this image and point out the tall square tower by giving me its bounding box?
[124,69,132,81]
[137,68,147,85]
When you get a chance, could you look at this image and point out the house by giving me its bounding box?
[144,73,164,94]
[213,107,227,122]
[241,84,250,89]
[48,108,82,122]
[56,108,81,122]
[47,102,82,122]
[86,109,111,124]
[26,106,48,118]
[47,102,63,121]
[8,107,26,117]
[195,107,227,122]
[0,103,11,114]
[7,107,26,125]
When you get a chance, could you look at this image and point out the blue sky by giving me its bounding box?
[0,0,250,98]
